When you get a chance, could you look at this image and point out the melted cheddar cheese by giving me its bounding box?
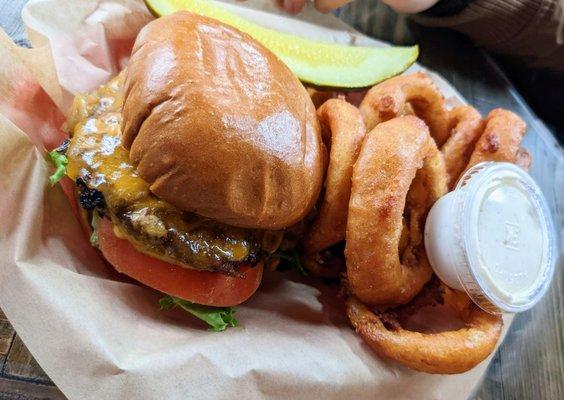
[66,72,258,272]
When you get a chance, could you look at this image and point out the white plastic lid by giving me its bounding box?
[425,162,557,314]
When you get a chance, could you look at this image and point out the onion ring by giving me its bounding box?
[440,106,484,188]
[465,108,526,171]
[346,284,503,374]
[306,87,336,109]
[515,146,531,170]
[359,72,451,146]
[302,99,366,255]
[306,87,368,109]
[345,115,448,306]
[301,246,345,279]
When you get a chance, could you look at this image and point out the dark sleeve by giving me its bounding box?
[422,0,472,17]
[412,0,564,70]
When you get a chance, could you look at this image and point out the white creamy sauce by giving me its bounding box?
[424,162,555,313]
[473,178,548,304]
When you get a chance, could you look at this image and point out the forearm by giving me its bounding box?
[412,0,564,69]
[276,0,564,69]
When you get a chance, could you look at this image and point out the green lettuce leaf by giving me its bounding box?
[272,248,307,276]
[90,212,101,247]
[45,149,68,185]
[158,295,238,332]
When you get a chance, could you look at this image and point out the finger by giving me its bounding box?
[314,0,353,13]
[277,0,308,14]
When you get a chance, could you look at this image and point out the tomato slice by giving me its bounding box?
[97,218,263,306]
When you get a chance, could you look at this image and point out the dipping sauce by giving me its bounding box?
[425,162,556,313]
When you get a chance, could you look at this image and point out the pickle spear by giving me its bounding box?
[144,0,418,88]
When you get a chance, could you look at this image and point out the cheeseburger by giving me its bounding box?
[50,12,324,328]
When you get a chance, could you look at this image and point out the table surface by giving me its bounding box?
[1,1,563,399]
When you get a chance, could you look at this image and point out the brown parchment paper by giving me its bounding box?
[0,1,511,399]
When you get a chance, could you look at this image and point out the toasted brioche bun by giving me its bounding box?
[121,12,324,230]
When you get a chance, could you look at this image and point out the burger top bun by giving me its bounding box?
[121,12,324,230]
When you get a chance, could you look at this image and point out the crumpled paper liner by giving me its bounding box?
[0,1,510,399]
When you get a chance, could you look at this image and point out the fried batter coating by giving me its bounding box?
[441,106,484,188]
[346,284,503,374]
[345,116,448,306]
[302,99,366,255]
[465,108,527,171]
[515,147,532,170]
[359,72,450,146]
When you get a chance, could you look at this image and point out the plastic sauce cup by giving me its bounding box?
[425,162,557,314]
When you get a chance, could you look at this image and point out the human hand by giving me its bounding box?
[275,0,352,14]
[276,0,440,14]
